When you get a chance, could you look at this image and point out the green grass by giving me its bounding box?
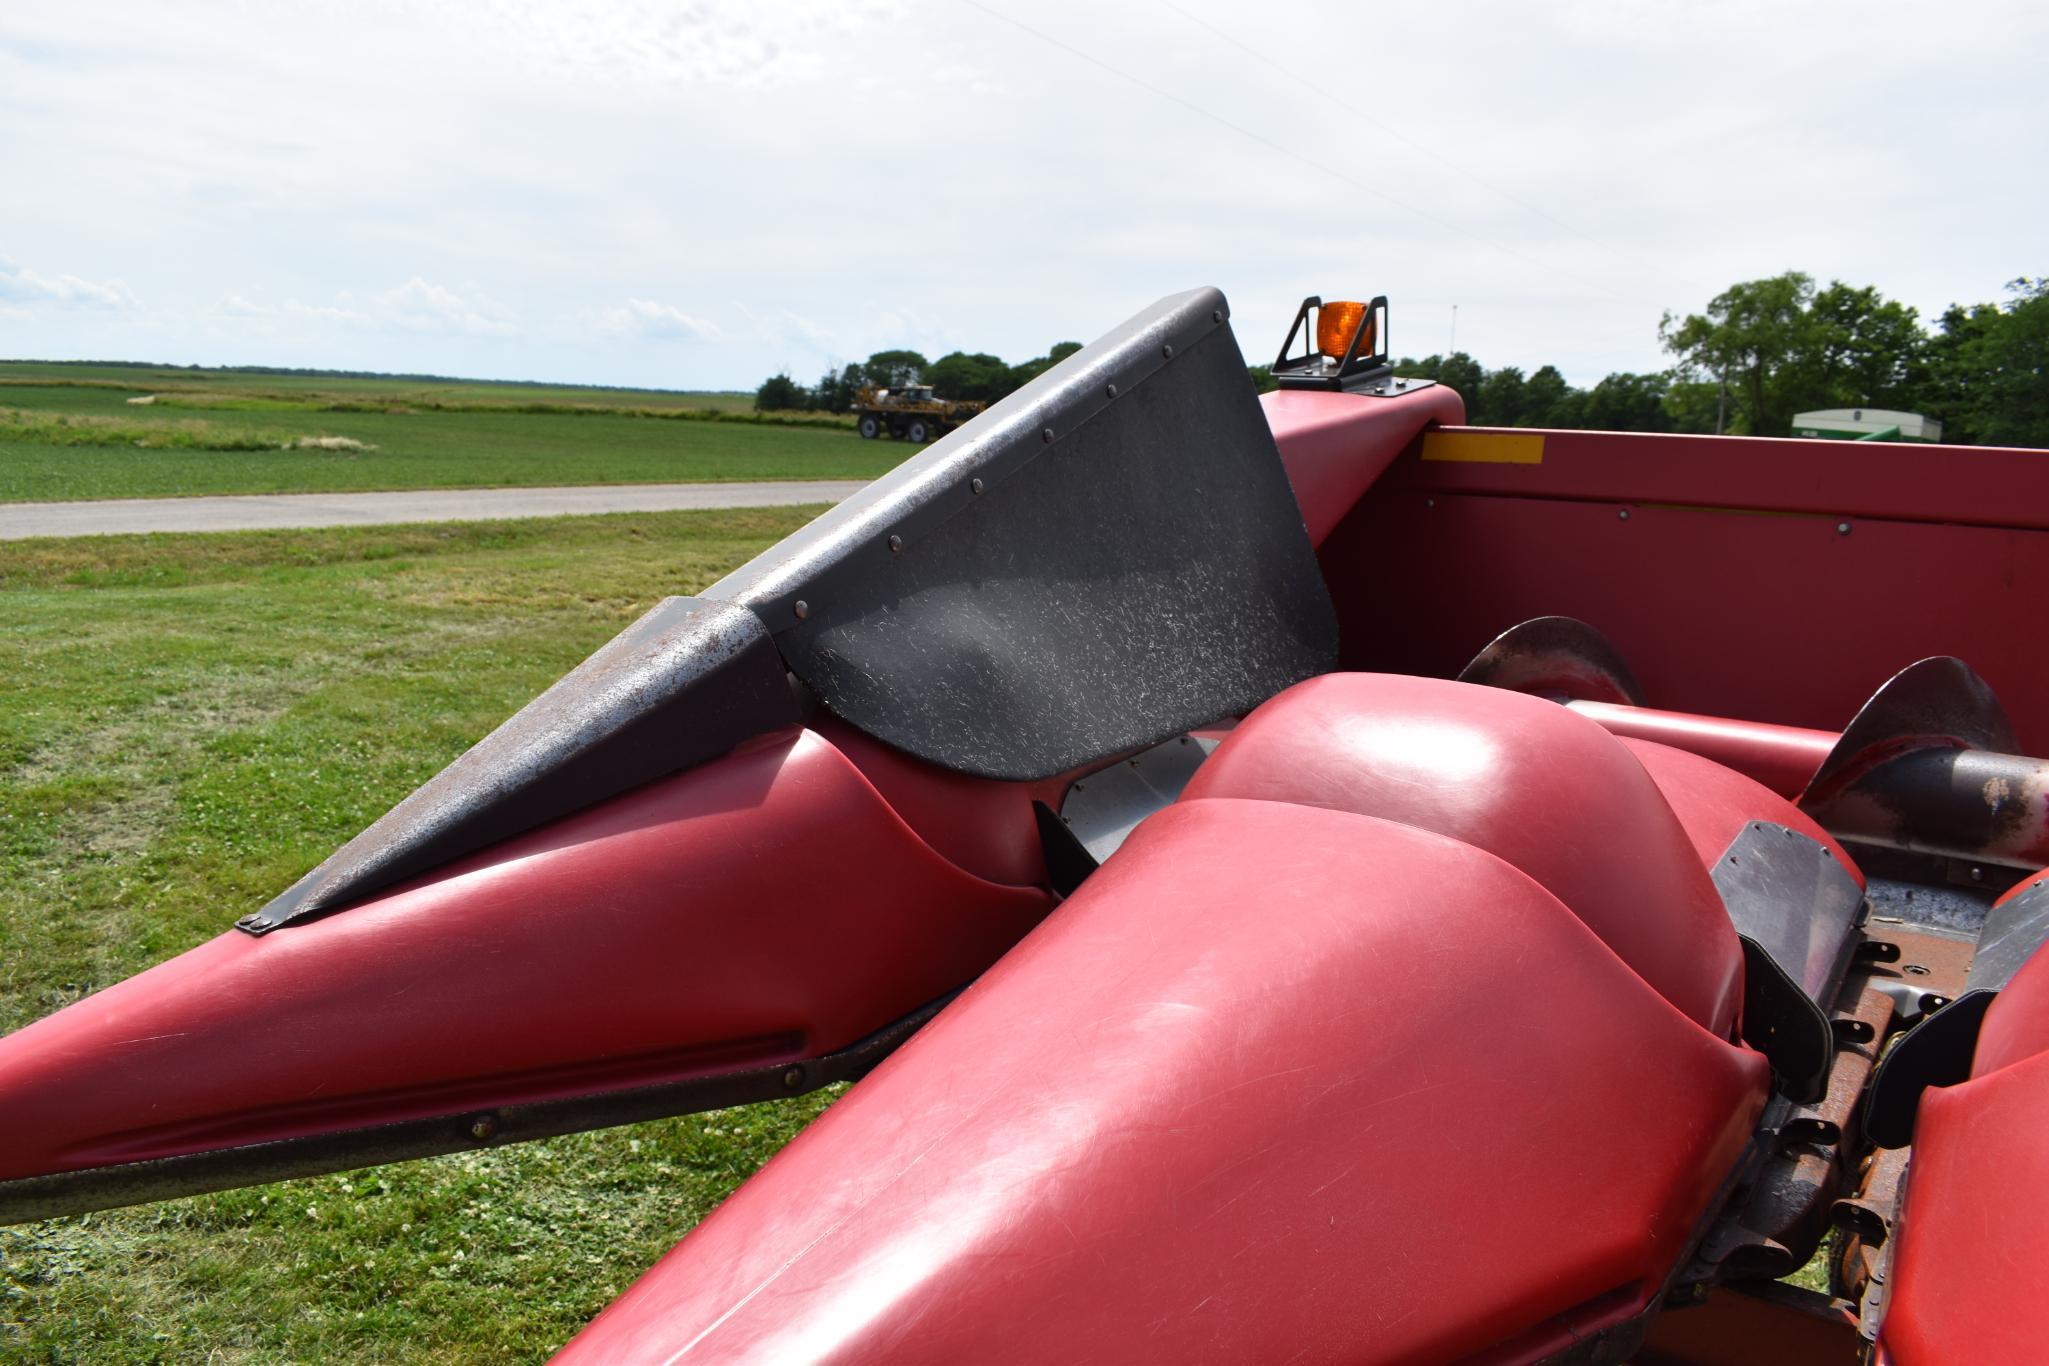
[0,364,880,503]
[0,509,833,1362]
[0,360,760,412]
[0,405,332,452]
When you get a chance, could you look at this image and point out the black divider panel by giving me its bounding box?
[707,287,1337,780]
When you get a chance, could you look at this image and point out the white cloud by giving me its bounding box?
[2,0,2043,389]
[353,278,516,335]
[211,279,516,336]
[0,254,136,310]
[594,297,722,342]
[435,0,906,89]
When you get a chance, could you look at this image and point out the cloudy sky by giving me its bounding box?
[2,1,2042,391]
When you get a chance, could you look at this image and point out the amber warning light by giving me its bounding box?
[1273,294,1395,393]
[1316,300,1374,359]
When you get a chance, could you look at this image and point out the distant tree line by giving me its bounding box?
[758,274,2047,447]
[755,341,1088,415]
[1388,274,2047,445]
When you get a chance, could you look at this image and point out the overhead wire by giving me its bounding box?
[957,0,1674,367]
[1159,0,1606,256]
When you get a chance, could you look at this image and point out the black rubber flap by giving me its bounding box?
[1864,989,1996,1148]
[704,288,1338,780]
[240,596,796,933]
[1712,822,1865,1103]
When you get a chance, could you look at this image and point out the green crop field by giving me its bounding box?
[0,509,835,1362]
[0,362,891,503]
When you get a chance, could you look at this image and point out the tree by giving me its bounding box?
[1659,272,1816,436]
[1476,366,1528,426]
[1924,278,2049,447]
[861,350,928,389]
[1794,282,1922,412]
[753,372,808,412]
[1435,352,1484,412]
[810,363,860,413]
[925,351,1014,404]
[1006,341,1084,390]
[1581,372,1673,432]
[1520,366,1573,427]
[1659,272,1927,436]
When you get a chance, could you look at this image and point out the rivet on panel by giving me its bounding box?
[1837,521,1852,535]
[793,600,810,621]
[1212,308,1223,323]
[469,1115,498,1142]
[1042,427,1055,444]
[970,477,985,495]
[782,1066,805,1090]
[1106,382,1118,398]
[1161,343,1174,359]
[1618,508,1631,521]
[887,534,903,554]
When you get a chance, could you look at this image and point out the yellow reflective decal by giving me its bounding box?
[1420,432,1545,465]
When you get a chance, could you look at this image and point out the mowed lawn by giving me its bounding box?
[0,510,837,1362]
[0,366,898,503]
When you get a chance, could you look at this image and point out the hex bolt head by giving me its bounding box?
[887,534,903,554]
[469,1115,498,1142]
[781,1066,805,1090]
[792,599,809,621]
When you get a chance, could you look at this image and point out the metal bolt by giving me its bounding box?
[469,1115,498,1142]
[1424,498,1435,509]
[782,1066,805,1090]
[1161,343,1174,359]
[1105,382,1118,398]
[1904,963,1930,976]
[793,599,809,621]
[1211,309,1222,323]
[887,535,903,554]
[1041,427,1055,444]
[1837,521,1852,535]
[970,477,984,495]
[1970,866,1985,882]
[1618,508,1631,521]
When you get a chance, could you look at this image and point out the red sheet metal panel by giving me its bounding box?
[1262,385,1465,547]
[1881,1045,2049,1364]
[1182,673,1744,1036]
[1394,427,2049,533]
[1880,873,2049,1363]
[1970,874,2049,1077]
[0,729,1052,1181]
[557,799,1767,1364]
[1321,489,2049,751]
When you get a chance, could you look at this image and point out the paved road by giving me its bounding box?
[0,481,870,541]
